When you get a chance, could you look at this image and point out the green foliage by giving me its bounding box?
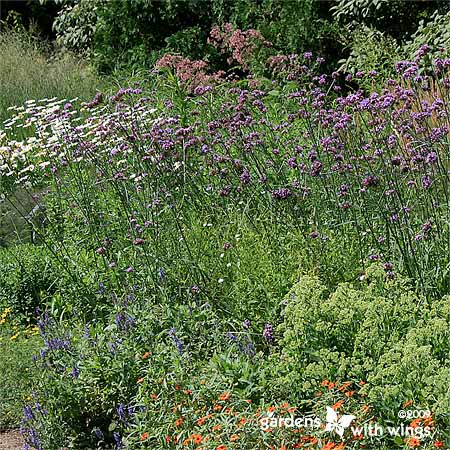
[4,0,450,83]
[403,11,450,60]
[0,331,40,429]
[52,0,338,74]
[0,30,100,122]
[0,244,57,319]
[0,0,60,38]
[3,38,450,448]
[331,0,445,40]
[367,294,450,420]
[332,1,450,81]
[213,0,335,57]
[53,0,98,55]
[28,317,145,448]
[337,24,399,79]
[49,0,450,80]
[128,349,272,448]
[164,26,213,63]
[91,0,212,73]
[274,264,450,425]
[0,189,37,246]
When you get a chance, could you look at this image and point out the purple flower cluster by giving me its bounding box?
[263,323,275,345]
[168,328,184,355]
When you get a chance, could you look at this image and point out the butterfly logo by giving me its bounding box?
[324,406,355,438]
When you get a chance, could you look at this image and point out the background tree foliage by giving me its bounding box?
[1,0,449,76]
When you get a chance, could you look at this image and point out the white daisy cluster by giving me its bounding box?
[0,94,158,189]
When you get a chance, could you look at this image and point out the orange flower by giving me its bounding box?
[142,351,151,359]
[237,417,247,426]
[165,435,171,443]
[434,441,444,448]
[219,392,231,401]
[345,390,355,398]
[197,414,213,426]
[410,418,422,429]
[137,377,144,384]
[197,417,206,426]
[140,432,149,441]
[332,400,344,410]
[212,425,222,431]
[361,405,370,413]
[230,434,239,442]
[423,416,434,427]
[191,434,203,444]
[404,399,413,408]
[213,404,222,411]
[335,443,345,450]
[406,437,421,447]
[328,382,336,389]
[322,442,336,450]
[337,382,351,392]
[321,380,330,387]
[184,389,193,395]
[217,446,227,450]
[175,418,184,427]
[267,406,276,413]
[244,399,252,403]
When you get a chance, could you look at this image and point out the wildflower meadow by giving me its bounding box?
[1,7,450,450]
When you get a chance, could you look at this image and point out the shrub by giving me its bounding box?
[331,0,446,41]
[92,0,212,73]
[403,11,450,61]
[336,24,399,81]
[52,0,98,56]
[212,0,337,67]
[274,264,450,430]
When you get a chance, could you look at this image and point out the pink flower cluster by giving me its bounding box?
[208,23,272,71]
[155,54,225,91]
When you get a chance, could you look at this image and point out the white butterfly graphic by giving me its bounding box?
[324,406,355,438]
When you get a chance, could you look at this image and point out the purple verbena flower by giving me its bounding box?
[263,323,275,345]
